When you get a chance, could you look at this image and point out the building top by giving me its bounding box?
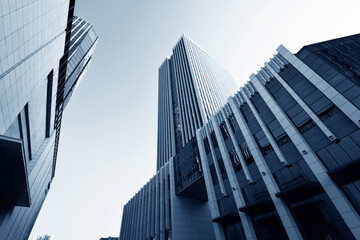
[156,35,238,169]
[36,235,53,240]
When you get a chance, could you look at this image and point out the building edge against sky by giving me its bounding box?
[119,34,360,240]
[0,1,97,239]
[157,35,238,170]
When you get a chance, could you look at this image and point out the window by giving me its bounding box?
[240,142,254,165]
[262,144,274,156]
[45,70,54,138]
[276,133,291,146]
[209,164,218,185]
[298,119,316,134]
[240,142,251,159]
[220,122,230,140]
[229,150,242,172]
[318,105,338,121]
[217,158,227,179]
[239,107,248,123]
[228,114,238,132]
[211,132,218,148]
[204,138,211,154]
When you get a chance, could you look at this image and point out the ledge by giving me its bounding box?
[275,181,323,203]
[212,212,240,225]
[238,198,274,214]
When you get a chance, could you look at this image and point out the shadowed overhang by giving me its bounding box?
[0,135,31,207]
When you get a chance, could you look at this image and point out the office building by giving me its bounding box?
[157,35,238,169]
[0,1,97,239]
[119,34,360,240]
[36,235,53,240]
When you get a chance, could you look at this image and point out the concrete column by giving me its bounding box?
[211,113,258,240]
[120,205,127,240]
[137,189,143,240]
[135,192,141,240]
[277,45,360,128]
[196,130,226,240]
[165,165,171,231]
[155,174,160,240]
[229,96,304,240]
[147,182,152,239]
[140,189,145,240]
[143,188,148,240]
[251,73,360,239]
[160,168,165,240]
[141,187,147,240]
[127,199,133,240]
[151,177,156,238]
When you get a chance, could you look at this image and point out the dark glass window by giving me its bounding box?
[298,119,316,134]
[341,180,360,215]
[204,138,211,154]
[228,114,239,132]
[209,164,218,185]
[276,133,291,146]
[239,106,248,123]
[229,150,242,172]
[220,122,230,140]
[211,132,218,148]
[318,105,338,121]
[45,70,54,138]
[262,144,274,156]
[240,142,254,165]
[217,158,227,179]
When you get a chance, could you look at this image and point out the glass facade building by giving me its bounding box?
[36,235,53,240]
[119,34,360,240]
[0,1,97,239]
[157,35,238,170]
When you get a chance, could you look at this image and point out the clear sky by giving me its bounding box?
[30,0,360,239]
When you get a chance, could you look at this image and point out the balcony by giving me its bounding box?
[0,135,31,207]
[273,161,322,202]
[213,194,240,224]
[239,180,274,214]
[327,158,360,185]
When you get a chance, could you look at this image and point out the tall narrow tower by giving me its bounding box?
[157,35,237,169]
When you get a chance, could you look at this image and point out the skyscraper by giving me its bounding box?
[119,34,360,240]
[157,35,237,169]
[36,235,53,240]
[0,1,97,239]
[99,237,119,240]
[52,15,98,177]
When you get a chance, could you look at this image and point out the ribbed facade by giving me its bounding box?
[63,16,98,107]
[37,235,53,240]
[52,14,98,177]
[0,1,97,239]
[157,36,237,170]
[120,34,360,240]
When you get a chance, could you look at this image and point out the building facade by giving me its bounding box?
[119,34,360,240]
[0,1,97,239]
[36,235,53,240]
[157,35,238,170]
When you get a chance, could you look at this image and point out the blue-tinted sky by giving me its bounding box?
[30,0,360,239]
